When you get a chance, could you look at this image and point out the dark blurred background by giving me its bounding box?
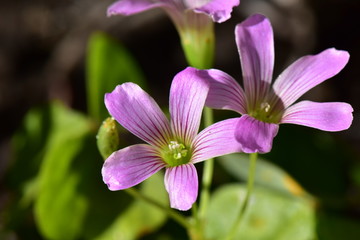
[0,0,359,238]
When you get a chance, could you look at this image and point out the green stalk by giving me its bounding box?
[198,107,214,220]
[125,188,191,229]
[224,152,258,240]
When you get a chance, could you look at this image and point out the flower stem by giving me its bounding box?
[124,188,191,229]
[203,107,214,130]
[225,152,258,240]
[177,13,215,70]
[198,107,214,220]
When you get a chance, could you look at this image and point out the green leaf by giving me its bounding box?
[204,184,316,240]
[218,153,308,197]
[34,102,93,240]
[32,102,131,240]
[9,105,53,188]
[86,32,146,122]
[95,172,168,240]
[6,103,90,235]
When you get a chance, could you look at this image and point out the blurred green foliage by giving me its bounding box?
[6,101,168,240]
[86,32,147,122]
[3,33,167,240]
[205,184,316,240]
[219,153,309,197]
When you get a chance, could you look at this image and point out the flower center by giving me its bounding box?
[249,101,282,123]
[162,141,191,167]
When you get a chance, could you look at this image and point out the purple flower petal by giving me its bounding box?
[102,144,165,190]
[273,48,350,108]
[170,67,210,145]
[192,118,243,163]
[164,164,198,211]
[235,115,279,153]
[105,83,172,148]
[235,14,274,106]
[194,0,240,23]
[204,69,247,114]
[281,101,353,131]
[107,0,167,17]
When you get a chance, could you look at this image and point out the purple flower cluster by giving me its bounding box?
[102,1,353,211]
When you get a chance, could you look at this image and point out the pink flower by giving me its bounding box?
[107,0,240,68]
[107,0,240,24]
[204,14,353,153]
[102,67,242,211]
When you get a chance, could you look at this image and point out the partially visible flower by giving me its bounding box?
[107,0,240,23]
[102,67,242,211]
[203,14,353,153]
[107,0,240,68]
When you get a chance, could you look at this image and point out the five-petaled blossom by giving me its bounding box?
[203,14,353,153]
[107,0,240,68]
[102,67,242,211]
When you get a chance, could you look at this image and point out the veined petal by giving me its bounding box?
[102,144,165,190]
[235,115,279,153]
[193,0,240,23]
[192,118,243,163]
[170,67,210,145]
[273,48,350,108]
[164,164,198,211]
[235,14,274,106]
[281,101,353,131]
[204,69,246,114]
[105,83,172,148]
[107,0,167,17]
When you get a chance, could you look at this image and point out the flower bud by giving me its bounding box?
[96,117,120,160]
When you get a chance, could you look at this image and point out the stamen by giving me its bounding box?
[261,102,271,113]
[248,99,284,123]
[163,140,190,166]
[168,141,188,160]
